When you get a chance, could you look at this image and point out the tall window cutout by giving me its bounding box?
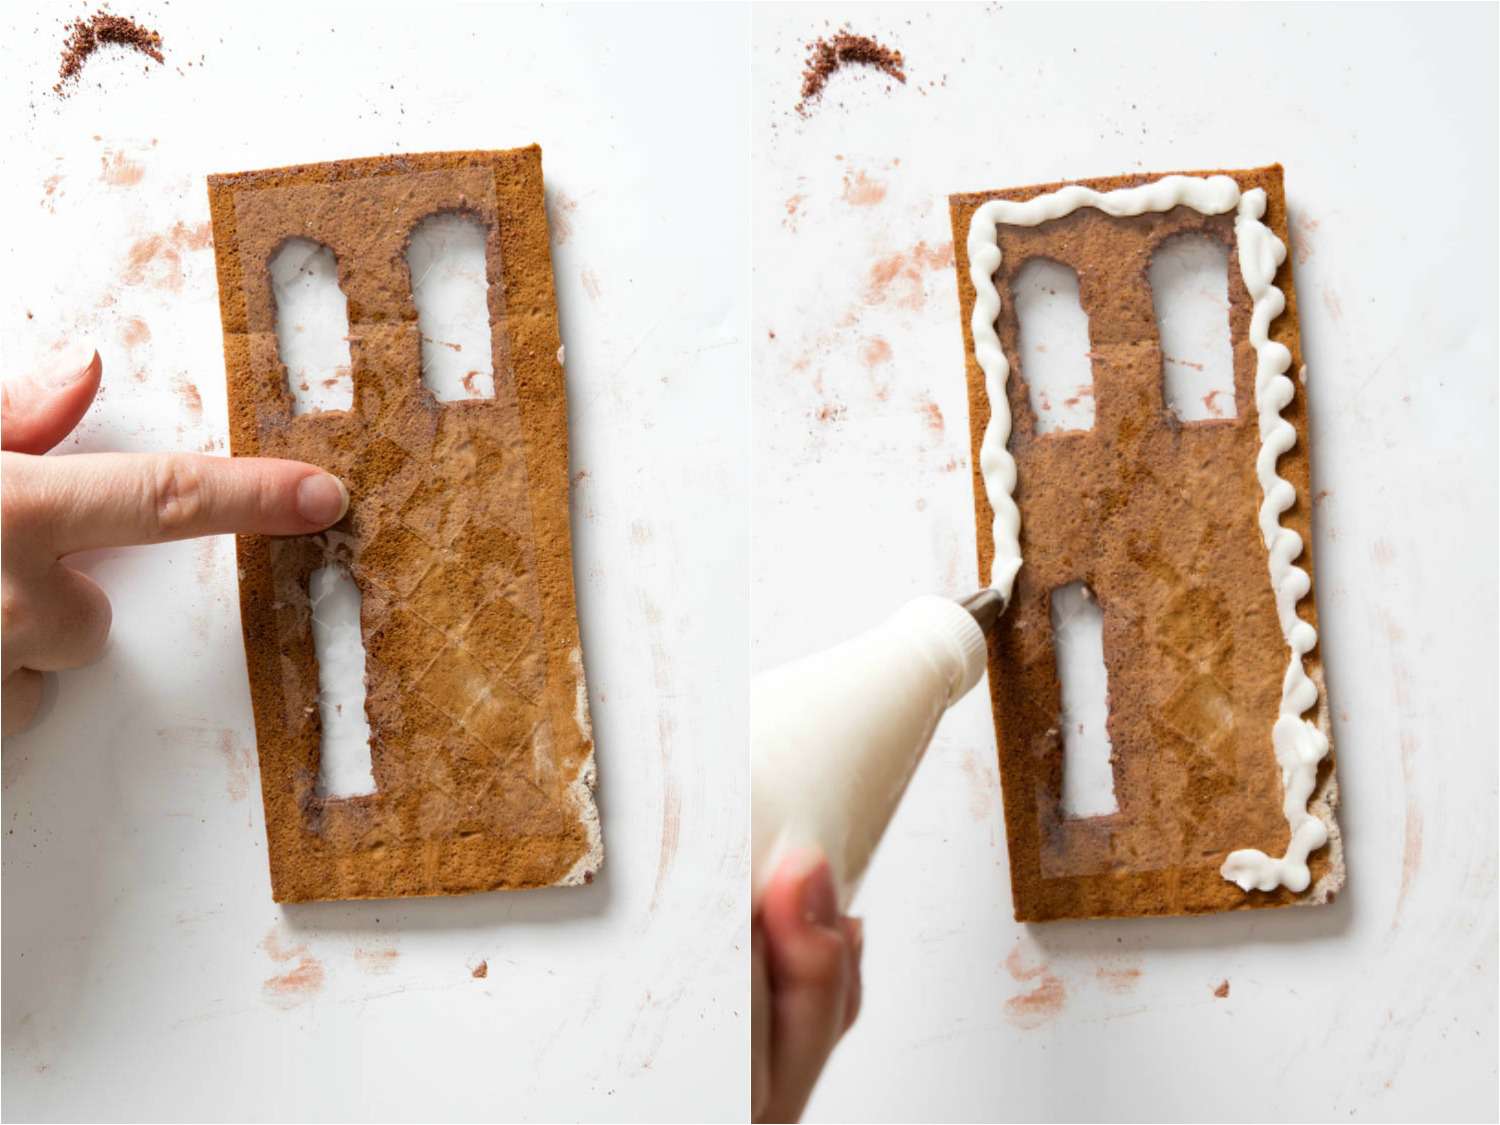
[1051,581,1118,819]
[406,213,496,402]
[270,239,354,415]
[1014,258,1095,434]
[310,564,376,798]
[1149,234,1236,422]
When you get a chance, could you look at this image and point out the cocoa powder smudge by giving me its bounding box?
[798,30,906,116]
[55,11,166,97]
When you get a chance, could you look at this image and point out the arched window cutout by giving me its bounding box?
[406,213,496,402]
[1052,581,1118,820]
[270,238,354,415]
[1014,258,1096,433]
[1149,234,1236,422]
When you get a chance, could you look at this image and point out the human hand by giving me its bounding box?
[2,342,350,735]
[752,849,864,1124]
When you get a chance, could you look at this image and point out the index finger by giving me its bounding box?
[31,451,349,556]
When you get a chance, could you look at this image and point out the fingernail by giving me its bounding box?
[796,856,838,929]
[296,472,349,526]
[42,341,98,386]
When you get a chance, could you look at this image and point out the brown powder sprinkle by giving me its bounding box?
[55,11,165,97]
[797,29,906,116]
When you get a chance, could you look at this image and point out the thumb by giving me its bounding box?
[1,342,103,454]
[759,850,852,1124]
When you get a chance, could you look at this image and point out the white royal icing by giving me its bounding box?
[965,175,1330,894]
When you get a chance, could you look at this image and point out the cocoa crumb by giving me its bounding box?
[55,11,165,98]
[798,29,906,116]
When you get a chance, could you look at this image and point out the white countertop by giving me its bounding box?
[2,4,748,1121]
[752,3,1496,1122]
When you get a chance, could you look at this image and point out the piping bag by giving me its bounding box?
[751,590,1005,910]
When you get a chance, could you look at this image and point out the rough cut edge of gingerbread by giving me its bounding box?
[560,646,603,885]
[960,166,1342,909]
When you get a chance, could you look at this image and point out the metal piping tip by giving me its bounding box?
[958,589,1006,637]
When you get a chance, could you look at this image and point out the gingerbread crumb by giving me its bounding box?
[1214,979,1230,998]
[797,30,906,116]
[55,10,165,97]
[471,960,488,979]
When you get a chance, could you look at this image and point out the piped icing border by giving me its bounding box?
[964,173,1331,894]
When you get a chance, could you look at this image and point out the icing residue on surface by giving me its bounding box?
[581,269,603,302]
[1003,945,1066,1028]
[261,929,324,1008]
[354,947,399,974]
[100,150,144,187]
[471,960,488,979]
[841,169,887,207]
[1214,979,1231,998]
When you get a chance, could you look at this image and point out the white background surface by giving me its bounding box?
[752,4,1497,1123]
[2,4,748,1121]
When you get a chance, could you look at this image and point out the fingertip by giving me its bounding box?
[763,849,837,936]
[294,471,349,528]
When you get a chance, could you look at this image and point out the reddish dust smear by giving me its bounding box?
[119,316,150,350]
[1003,945,1066,1028]
[354,947,399,974]
[798,30,906,116]
[1005,973,1066,1028]
[841,170,887,207]
[917,396,944,435]
[121,222,211,291]
[547,190,577,246]
[218,729,251,801]
[864,241,954,310]
[55,11,165,97]
[859,337,891,368]
[175,377,203,419]
[1096,966,1142,994]
[261,927,324,1007]
[100,150,145,187]
[263,958,325,1005]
